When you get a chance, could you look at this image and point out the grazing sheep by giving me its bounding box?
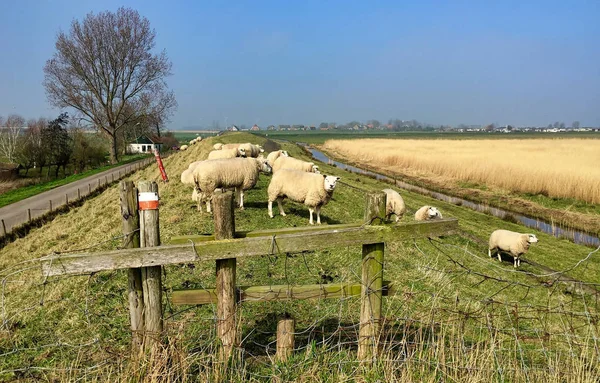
[266,150,289,166]
[213,143,224,150]
[207,147,246,160]
[382,189,406,223]
[180,144,189,151]
[414,205,443,221]
[191,157,272,212]
[272,156,319,174]
[488,230,539,267]
[267,169,340,225]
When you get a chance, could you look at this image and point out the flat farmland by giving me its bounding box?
[323,138,600,204]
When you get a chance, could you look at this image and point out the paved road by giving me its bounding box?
[0,158,153,234]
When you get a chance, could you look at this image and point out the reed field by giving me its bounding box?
[323,138,600,204]
[0,133,598,382]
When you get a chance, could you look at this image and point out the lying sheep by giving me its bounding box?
[266,150,289,166]
[180,144,189,151]
[213,143,223,150]
[272,156,319,174]
[222,143,264,157]
[268,169,340,225]
[191,157,272,212]
[414,206,443,221]
[489,230,539,267]
[207,147,246,160]
[382,189,406,222]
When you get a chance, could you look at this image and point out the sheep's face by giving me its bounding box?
[428,207,442,219]
[282,151,289,157]
[258,159,272,174]
[259,147,265,153]
[312,165,320,174]
[323,176,340,192]
[238,148,247,157]
[527,234,538,243]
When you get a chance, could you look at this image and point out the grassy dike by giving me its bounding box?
[0,132,597,382]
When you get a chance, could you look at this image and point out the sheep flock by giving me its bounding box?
[177,138,539,266]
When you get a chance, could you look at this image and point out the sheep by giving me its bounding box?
[266,150,289,166]
[191,157,272,212]
[213,143,224,150]
[222,143,264,157]
[180,144,189,151]
[267,169,340,225]
[272,156,320,174]
[207,147,246,160]
[382,189,406,222]
[488,230,539,267]
[414,205,443,221]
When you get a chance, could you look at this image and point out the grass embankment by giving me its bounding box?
[0,132,598,382]
[321,138,600,235]
[0,154,148,208]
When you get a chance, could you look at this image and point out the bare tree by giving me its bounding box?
[572,121,580,129]
[43,7,174,163]
[0,114,25,163]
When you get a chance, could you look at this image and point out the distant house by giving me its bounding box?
[267,125,276,130]
[228,125,239,132]
[127,135,163,154]
[250,124,260,131]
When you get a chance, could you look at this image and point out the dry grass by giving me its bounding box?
[323,138,600,204]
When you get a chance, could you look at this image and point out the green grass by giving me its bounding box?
[0,154,149,208]
[0,132,598,382]
[173,131,219,144]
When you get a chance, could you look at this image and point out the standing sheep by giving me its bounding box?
[207,147,246,160]
[266,150,289,166]
[180,144,189,151]
[222,143,264,157]
[191,157,272,212]
[414,206,443,221]
[272,156,319,174]
[267,169,340,225]
[488,230,539,267]
[382,189,406,222]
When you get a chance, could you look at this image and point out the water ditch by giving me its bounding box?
[301,144,600,248]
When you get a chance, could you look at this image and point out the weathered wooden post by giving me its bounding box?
[1,219,6,236]
[105,175,108,185]
[119,181,144,354]
[213,190,237,360]
[77,188,81,200]
[98,179,101,189]
[112,173,115,183]
[88,183,92,195]
[138,181,162,351]
[358,191,386,362]
[27,208,31,222]
[65,194,69,204]
[276,314,295,362]
[49,200,52,212]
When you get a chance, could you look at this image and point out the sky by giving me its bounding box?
[1,0,599,129]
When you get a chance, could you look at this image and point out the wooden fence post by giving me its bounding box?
[77,188,81,200]
[1,219,6,236]
[138,180,162,352]
[88,183,92,195]
[120,181,144,354]
[358,191,386,362]
[276,314,295,362]
[49,200,52,212]
[27,209,31,222]
[213,190,237,361]
[65,194,69,204]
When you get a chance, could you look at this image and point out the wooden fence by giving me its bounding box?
[40,180,459,362]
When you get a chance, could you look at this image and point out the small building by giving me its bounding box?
[250,124,260,131]
[127,135,163,154]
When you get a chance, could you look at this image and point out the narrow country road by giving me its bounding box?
[0,158,153,234]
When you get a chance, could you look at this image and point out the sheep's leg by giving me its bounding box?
[497,252,501,262]
[239,189,245,210]
[206,198,212,213]
[277,198,286,216]
[514,257,518,268]
[316,206,321,225]
[308,208,314,225]
[488,249,492,258]
[395,215,400,223]
[268,200,274,218]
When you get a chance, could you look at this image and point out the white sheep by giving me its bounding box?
[414,205,443,221]
[268,169,340,225]
[213,143,224,150]
[266,150,289,166]
[191,157,272,212]
[222,143,264,157]
[488,230,539,267]
[180,144,189,151]
[272,156,319,174]
[382,189,406,222]
[207,147,246,160]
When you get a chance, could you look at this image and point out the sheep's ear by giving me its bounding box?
[336,177,340,180]
[322,174,327,178]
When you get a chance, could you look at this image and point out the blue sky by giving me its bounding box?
[1,0,599,129]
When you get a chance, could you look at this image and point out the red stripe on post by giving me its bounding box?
[138,191,159,210]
